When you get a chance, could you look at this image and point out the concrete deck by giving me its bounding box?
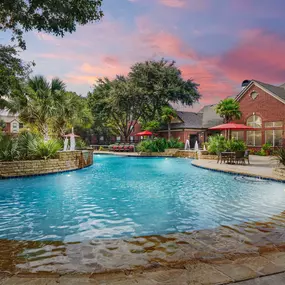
[192,155,285,182]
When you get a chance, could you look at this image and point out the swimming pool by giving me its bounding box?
[0,154,284,242]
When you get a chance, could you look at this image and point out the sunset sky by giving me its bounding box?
[2,0,285,110]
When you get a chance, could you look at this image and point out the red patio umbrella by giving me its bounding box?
[209,123,254,130]
[209,123,254,139]
[135,130,153,136]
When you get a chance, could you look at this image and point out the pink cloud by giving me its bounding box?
[159,0,208,10]
[219,30,285,84]
[159,0,187,8]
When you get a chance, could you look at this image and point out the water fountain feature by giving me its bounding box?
[184,139,190,150]
[194,140,199,151]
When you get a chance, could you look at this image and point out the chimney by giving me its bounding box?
[241,79,250,89]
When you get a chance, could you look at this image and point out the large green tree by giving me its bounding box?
[215,98,242,123]
[129,59,200,122]
[88,77,146,142]
[0,0,103,49]
[0,45,32,108]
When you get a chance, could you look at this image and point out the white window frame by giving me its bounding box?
[265,130,283,147]
[247,115,262,128]
[246,131,262,146]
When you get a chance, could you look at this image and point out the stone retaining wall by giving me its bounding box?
[173,150,197,158]
[199,154,219,160]
[0,150,93,178]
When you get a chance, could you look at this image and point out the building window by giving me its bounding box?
[247,115,262,128]
[250,91,259,100]
[12,122,18,133]
[19,123,24,129]
[265,121,283,128]
[231,131,244,140]
[116,136,121,142]
[246,131,262,146]
[99,136,104,141]
[130,136,134,142]
[265,130,283,147]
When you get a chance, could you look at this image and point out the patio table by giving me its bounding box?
[219,152,236,164]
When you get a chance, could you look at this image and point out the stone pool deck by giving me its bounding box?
[2,214,285,284]
[192,155,285,182]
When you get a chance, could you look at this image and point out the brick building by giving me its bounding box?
[0,110,23,134]
[231,80,285,148]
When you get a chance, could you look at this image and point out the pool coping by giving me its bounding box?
[191,160,285,183]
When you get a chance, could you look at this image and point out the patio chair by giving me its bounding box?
[235,151,245,165]
[112,144,119,152]
[129,145,135,152]
[244,150,250,164]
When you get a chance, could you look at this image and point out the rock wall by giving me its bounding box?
[173,150,198,158]
[0,150,93,178]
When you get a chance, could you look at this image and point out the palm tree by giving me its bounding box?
[215,98,242,139]
[161,106,177,140]
[10,75,66,141]
[52,92,93,138]
[215,98,242,123]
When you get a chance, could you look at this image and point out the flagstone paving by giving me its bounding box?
[192,155,285,182]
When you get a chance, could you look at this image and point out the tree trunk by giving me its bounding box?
[43,123,49,141]
[167,122,171,140]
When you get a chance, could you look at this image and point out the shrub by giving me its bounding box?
[226,138,246,152]
[276,148,285,167]
[0,134,18,161]
[207,135,227,154]
[76,138,87,149]
[167,138,184,149]
[137,138,167,153]
[28,139,61,160]
[261,142,272,155]
[17,131,39,160]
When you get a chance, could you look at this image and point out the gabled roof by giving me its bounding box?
[171,111,203,129]
[236,80,285,104]
[198,104,224,128]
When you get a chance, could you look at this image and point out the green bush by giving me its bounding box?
[28,139,61,160]
[276,148,285,166]
[208,136,246,154]
[0,134,18,161]
[0,131,62,161]
[137,138,167,153]
[226,138,246,152]
[17,131,39,159]
[76,138,87,149]
[167,138,184,149]
[207,135,227,154]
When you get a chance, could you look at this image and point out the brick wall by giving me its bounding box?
[234,84,285,147]
[0,150,94,178]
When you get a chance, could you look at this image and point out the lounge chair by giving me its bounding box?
[124,144,130,152]
[118,144,124,152]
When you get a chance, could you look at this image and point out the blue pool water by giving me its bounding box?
[0,155,285,242]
